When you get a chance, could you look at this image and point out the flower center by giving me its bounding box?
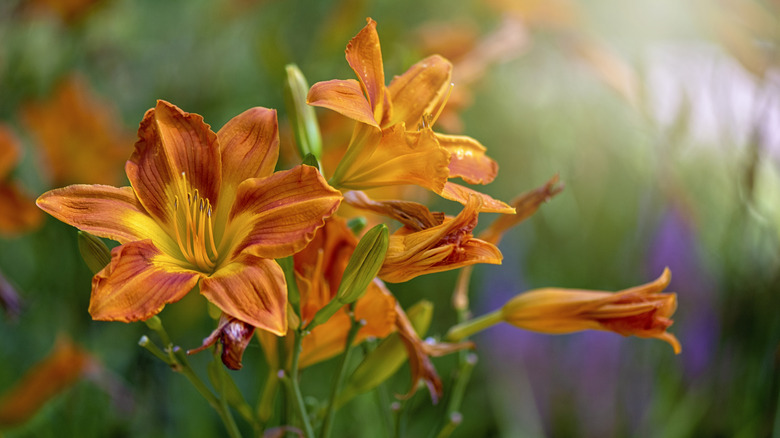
[172,172,219,272]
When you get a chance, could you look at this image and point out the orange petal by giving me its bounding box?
[200,255,287,336]
[435,133,498,185]
[0,183,42,235]
[343,190,443,231]
[346,18,385,116]
[218,107,280,186]
[228,165,342,260]
[36,185,177,254]
[335,125,450,193]
[387,55,453,128]
[0,337,93,427]
[89,240,203,322]
[440,182,515,213]
[307,79,379,127]
[0,125,20,179]
[126,100,221,227]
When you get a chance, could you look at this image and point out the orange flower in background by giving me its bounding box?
[37,100,342,335]
[501,268,681,353]
[0,125,43,235]
[21,75,132,186]
[376,195,503,283]
[0,337,95,427]
[258,217,396,369]
[308,18,513,214]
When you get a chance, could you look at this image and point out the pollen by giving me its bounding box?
[172,172,220,272]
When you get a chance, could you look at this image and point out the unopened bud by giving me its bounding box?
[77,231,111,274]
[284,64,322,160]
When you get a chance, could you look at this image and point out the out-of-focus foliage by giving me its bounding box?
[1,0,778,436]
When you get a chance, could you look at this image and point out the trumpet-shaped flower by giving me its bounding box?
[503,268,681,352]
[308,18,513,213]
[37,100,342,335]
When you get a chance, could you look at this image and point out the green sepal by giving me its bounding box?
[77,231,111,274]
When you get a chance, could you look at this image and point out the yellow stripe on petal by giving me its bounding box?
[89,240,203,322]
[227,165,342,260]
[36,185,177,254]
[200,255,287,336]
[307,79,379,128]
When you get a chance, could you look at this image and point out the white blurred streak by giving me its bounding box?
[646,43,780,159]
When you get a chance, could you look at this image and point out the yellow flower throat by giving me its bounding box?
[172,172,220,272]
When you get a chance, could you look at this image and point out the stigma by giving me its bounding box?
[172,172,220,271]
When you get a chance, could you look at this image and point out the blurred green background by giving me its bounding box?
[1,0,779,436]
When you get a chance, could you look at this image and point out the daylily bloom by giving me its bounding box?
[258,217,396,369]
[37,100,342,335]
[21,75,132,186]
[368,194,503,283]
[0,125,43,235]
[308,18,513,213]
[448,268,681,353]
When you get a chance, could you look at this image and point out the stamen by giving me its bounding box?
[170,173,219,271]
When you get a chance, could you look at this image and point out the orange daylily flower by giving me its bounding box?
[308,18,513,214]
[375,194,503,283]
[0,337,96,427]
[37,100,342,335]
[21,75,132,186]
[0,125,43,235]
[501,268,681,353]
[259,217,396,369]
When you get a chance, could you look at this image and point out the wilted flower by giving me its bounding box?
[376,195,502,283]
[37,100,342,335]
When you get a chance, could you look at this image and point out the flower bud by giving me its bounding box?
[77,230,111,274]
[284,64,322,160]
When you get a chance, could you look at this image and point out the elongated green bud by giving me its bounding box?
[335,224,388,304]
[307,224,389,329]
[339,300,433,403]
[77,231,111,274]
[284,64,322,160]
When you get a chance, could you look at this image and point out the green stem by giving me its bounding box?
[290,329,316,438]
[435,413,463,438]
[214,349,243,438]
[445,310,503,342]
[321,315,364,438]
[447,353,477,415]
